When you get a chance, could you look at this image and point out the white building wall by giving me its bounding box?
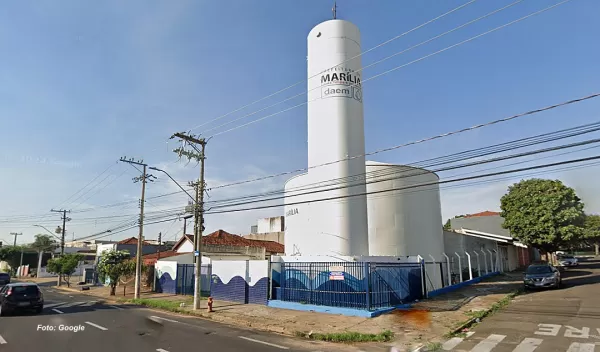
[257,217,284,233]
[176,240,194,253]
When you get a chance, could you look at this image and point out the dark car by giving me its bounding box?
[0,273,10,286]
[0,283,44,316]
[524,263,562,290]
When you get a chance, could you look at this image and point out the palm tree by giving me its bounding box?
[30,234,58,278]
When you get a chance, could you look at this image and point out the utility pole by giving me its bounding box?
[50,209,71,286]
[157,232,162,261]
[119,156,156,300]
[9,232,22,247]
[171,132,207,310]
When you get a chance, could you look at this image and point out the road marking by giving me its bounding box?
[566,326,591,339]
[150,316,179,323]
[567,342,595,352]
[85,322,108,331]
[239,336,289,349]
[513,338,543,352]
[59,301,85,308]
[81,301,97,307]
[535,324,561,336]
[0,334,6,344]
[466,332,475,338]
[442,337,464,350]
[156,349,170,352]
[470,334,505,352]
[44,302,66,309]
[109,305,124,310]
[52,308,64,314]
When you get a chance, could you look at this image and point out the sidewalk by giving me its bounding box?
[26,273,524,351]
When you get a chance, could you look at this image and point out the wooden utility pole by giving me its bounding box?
[171,132,207,311]
[119,157,156,300]
[9,232,22,247]
[50,209,71,286]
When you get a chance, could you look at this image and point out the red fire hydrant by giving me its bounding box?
[207,296,214,313]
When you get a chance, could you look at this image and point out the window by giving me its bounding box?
[0,273,9,279]
[526,265,553,274]
[12,286,40,294]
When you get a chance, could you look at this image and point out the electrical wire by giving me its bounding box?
[188,0,480,132]
[208,0,573,138]
[200,0,524,135]
[203,154,600,215]
[53,162,117,210]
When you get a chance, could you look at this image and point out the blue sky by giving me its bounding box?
[1,0,599,245]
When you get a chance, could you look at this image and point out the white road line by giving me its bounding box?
[52,308,64,314]
[156,349,170,352]
[44,302,66,309]
[85,322,108,331]
[109,305,124,310]
[59,301,85,308]
[150,316,179,323]
[0,334,6,344]
[81,301,97,306]
[238,336,290,350]
[442,337,464,350]
[466,332,475,338]
[567,342,595,352]
[470,334,505,352]
[513,338,543,352]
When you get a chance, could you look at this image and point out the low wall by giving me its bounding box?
[210,260,269,304]
[427,271,500,298]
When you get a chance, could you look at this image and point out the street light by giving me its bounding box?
[33,225,62,242]
[148,167,196,203]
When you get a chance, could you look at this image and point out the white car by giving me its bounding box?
[558,255,578,267]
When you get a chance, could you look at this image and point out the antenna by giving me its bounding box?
[332,1,337,19]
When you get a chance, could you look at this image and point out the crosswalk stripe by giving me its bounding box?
[44,302,67,309]
[567,342,595,352]
[466,332,475,338]
[512,338,543,352]
[470,334,505,352]
[81,301,97,306]
[57,301,86,308]
[0,334,6,344]
[442,337,464,350]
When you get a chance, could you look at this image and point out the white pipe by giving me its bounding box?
[481,250,488,274]
[474,251,481,277]
[455,252,463,283]
[465,252,473,281]
[429,254,437,290]
[442,253,451,287]
[487,249,494,272]
[417,255,425,297]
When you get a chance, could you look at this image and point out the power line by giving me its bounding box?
[188,0,479,132]
[204,154,600,215]
[53,162,117,210]
[199,0,524,136]
[208,0,573,138]
[207,91,600,190]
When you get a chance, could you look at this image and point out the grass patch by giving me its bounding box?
[294,330,394,343]
[127,298,194,312]
[445,289,523,338]
[425,342,443,351]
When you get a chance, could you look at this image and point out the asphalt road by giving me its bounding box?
[0,282,354,352]
[441,257,600,352]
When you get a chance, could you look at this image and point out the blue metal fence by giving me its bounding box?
[277,261,423,311]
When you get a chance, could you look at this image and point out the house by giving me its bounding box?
[447,210,540,271]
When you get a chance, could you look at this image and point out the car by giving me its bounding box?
[0,273,10,286]
[557,254,578,267]
[0,283,44,316]
[523,263,562,290]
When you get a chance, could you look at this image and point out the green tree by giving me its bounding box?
[0,246,24,275]
[500,179,585,256]
[47,253,83,287]
[583,214,600,256]
[97,250,142,296]
[29,234,58,278]
[443,219,452,230]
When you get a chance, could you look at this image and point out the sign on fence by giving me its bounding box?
[329,271,345,280]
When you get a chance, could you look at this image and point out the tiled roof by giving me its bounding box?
[142,250,181,260]
[117,237,153,245]
[464,211,500,218]
[175,230,284,253]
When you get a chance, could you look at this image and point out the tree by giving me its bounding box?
[29,234,58,278]
[0,246,24,275]
[97,250,141,296]
[47,253,83,287]
[443,219,452,230]
[583,214,600,256]
[500,179,585,256]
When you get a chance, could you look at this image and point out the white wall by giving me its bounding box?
[96,243,116,257]
[176,239,194,253]
[156,260,178,281]
[211,260,269,286]
[257,217,284,233]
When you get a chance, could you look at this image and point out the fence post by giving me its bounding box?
[487,249,494,272]
[455,252,463,283]
[364,262,370,311]
[481,250,488,274]
[281,263,286,301]
[428,254,437,290]
[309,262,313,305]
[474,252,481,277]
[442,253,451,287]
[465,252,473,281]
[417,255,426,299]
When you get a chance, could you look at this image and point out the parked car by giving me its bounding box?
[0,273,10,286]
[523,263,562,290]
[557,254,578,267]
[0,283,44,316]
